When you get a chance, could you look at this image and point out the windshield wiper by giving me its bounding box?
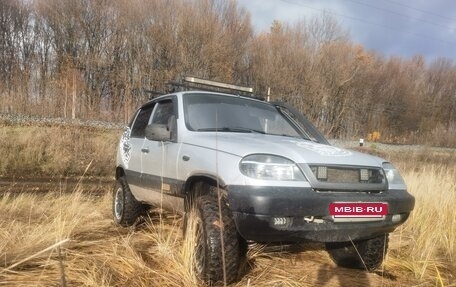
[268,133,308,139]
[196,127,266,134]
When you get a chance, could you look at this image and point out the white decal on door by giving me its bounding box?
[120,127,132,168]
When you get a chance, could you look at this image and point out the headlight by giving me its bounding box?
[382,162,406,189]
[240,154,306,181]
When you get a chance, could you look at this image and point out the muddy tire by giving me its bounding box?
[186,194,243,285]
[113,177,145,226]
[325,234,389,271]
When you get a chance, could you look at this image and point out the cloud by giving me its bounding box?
[236,0,456,61]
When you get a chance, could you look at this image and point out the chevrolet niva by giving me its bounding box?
[113,81,414,284]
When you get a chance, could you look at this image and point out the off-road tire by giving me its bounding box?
[187,194,243,285]
[325,234,389,271]
[113,177,145,227]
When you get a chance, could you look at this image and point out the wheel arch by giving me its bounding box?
[116,166,126,179]
[183,174,227,211]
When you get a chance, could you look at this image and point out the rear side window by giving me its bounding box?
[131,105,154,138]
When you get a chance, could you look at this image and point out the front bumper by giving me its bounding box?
[226,185,415,243]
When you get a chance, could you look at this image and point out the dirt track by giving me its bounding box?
[0,177,113,194]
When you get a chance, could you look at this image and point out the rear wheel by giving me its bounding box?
[325,234,389,271]
[186,194,244,285]
[113,177,145,226]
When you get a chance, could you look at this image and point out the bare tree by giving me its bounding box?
[0,0,454,146]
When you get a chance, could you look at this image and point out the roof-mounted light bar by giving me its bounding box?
[184,77,253,93]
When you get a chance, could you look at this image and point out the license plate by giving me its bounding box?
[329,202,388,218]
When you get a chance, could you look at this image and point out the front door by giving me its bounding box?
[125,103,155,193]
[140,98,184,211]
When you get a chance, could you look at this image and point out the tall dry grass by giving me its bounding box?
[2,161,455,286]
[0,188,189,286]
[0,124,120,177]
[0,124,454,286]
[0,188,394,287]
[385,163,456,286]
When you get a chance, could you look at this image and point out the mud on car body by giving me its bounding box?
[113,80,415,284]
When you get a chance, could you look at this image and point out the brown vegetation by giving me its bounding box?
[0,0,455,146]
[1,158,455,286]
[0,124,119,178]
[0,124,455,285]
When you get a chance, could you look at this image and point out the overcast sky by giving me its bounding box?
[237,0,456,62]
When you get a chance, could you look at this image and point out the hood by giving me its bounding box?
[183,132,385,167]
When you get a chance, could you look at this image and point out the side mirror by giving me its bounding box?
[145,124,170,141]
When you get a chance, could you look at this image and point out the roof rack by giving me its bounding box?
[183,77,253,93]
[144,77,264,101]
[167,76,264,100]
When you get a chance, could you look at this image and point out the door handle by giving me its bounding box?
[141,148,149,153]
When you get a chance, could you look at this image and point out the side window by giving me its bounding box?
[151,100,174,125]
[131,105,154,138]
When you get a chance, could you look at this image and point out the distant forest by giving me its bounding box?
[1,0,455,146]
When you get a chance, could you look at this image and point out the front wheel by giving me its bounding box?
[325,234,389,271]
[112,177,145,226]
[186,194,244,285]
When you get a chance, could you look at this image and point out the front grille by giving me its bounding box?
[309,165,384,184]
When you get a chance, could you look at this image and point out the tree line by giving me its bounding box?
[1,0,455,146]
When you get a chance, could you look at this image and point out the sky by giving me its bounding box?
[236,0,456,62]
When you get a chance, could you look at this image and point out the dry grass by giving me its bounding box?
[0,125,455,286]
[0,124,120,178]
[1,161,455,286]
[384,163,456,286]
[359,147,456,286]
[0,189,396,287]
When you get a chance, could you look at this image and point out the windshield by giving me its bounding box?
[183,93,305,139]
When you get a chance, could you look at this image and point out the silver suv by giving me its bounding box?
[113,81,414,284]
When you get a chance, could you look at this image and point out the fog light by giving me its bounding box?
[392,214,402,223]
[272,217,292,227]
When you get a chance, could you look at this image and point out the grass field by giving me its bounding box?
[0,124,119,178]
[1,124,455,286]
